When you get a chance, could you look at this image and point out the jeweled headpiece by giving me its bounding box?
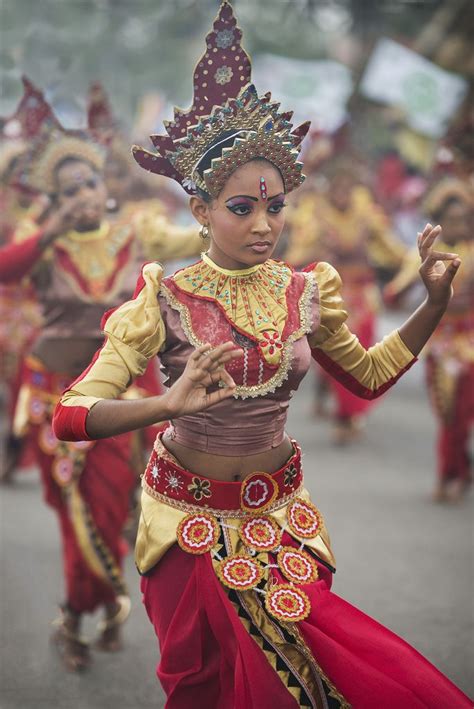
[423,178,473,219]
[25,90,105,195]
[133,1,310,197]
[1,76,61,142]
[0,76,62,185]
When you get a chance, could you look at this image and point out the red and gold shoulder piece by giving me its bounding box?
[161,257,316,398]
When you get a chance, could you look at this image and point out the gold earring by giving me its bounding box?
[199,224,209,240]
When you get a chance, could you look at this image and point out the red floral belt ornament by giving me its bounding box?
[216,554,264,591]
[143,437,303,517]
[240,472,279,514]
[287,498,323,539]
[239,515,282,551]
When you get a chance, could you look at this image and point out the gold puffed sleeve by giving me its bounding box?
[308,261,416,398]
[57,262,166,417]
[307,261,348,346]
[132,201,202,262]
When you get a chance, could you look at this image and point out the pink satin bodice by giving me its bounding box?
[158,294,316,455]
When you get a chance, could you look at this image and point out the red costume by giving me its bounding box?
[0,116,200,616]
[52,3,471,705]
[386,232,473,489]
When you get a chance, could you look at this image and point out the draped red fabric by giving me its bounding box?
[34,429,135,612]
[141,541,471,709]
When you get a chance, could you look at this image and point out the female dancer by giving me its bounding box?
[54,3,471,706]
[0,119,200,671]
[386,178,473,502]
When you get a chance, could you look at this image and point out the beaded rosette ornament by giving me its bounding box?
[174,498,324,624]
[133,1,310,198]
[175,498,323,624]
[145,440,328,625]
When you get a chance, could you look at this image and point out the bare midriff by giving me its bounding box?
[33,336,104,379]
[162,430,294,482]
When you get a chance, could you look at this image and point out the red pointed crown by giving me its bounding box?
[1,76,61,142]
[132,1,310,197]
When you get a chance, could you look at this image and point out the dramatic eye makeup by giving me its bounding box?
[226,197,254,215]
[267,193,286,213]
[225,192,286,216]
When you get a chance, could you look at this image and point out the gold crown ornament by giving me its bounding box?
[28,131,105,196]
[132,1,310,198]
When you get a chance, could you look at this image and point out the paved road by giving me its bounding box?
[1,330,472,708]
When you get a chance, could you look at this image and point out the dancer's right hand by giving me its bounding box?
[40,196,89,245]
[161,342,243,418]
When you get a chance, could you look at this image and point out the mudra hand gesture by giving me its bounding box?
[163,342,242,418]
[41,196,90,245]
[418,222,461,307]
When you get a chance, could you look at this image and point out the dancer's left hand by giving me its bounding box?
[418,223,461,308]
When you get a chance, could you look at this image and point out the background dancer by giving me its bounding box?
[0,110,201,671]
[386,177,473,503]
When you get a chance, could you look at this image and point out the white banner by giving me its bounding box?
[359,38,468,139]
[252,54,353,133]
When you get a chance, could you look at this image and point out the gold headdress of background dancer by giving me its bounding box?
[20,84,105,196]
[132,0,310,198]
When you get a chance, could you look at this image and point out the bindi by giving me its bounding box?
[259,176,267,201]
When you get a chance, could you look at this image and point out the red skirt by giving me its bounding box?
[138,440,471,709]
[141,547,470,709]
[18,357,136,613]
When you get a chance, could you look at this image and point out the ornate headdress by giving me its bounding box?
[133,1,310,198]
[28,131,105,195]
[1,76,104,195]
[0,76,61,184]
